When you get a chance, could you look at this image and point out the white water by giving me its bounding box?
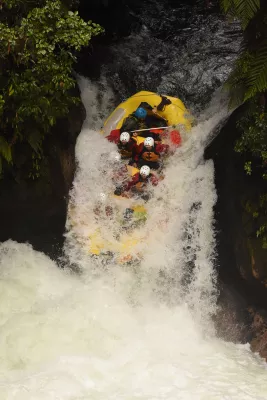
[0,77,266,399]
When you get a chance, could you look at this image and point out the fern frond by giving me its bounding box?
[245,66,267,99]
[244,41,267,99]
[0,136,12,163]
[228,84,247,108]
[233,0,260,28]
[220,0,234,13]
[223,50,250,106]
[220,0,260,28]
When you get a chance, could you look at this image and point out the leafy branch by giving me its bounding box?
[0,0,103,177]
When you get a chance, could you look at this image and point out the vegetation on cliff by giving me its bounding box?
[221,0,267,248]
[0,0,103,178]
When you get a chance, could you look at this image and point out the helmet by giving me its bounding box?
[120,132,130,143]
[109,151,121,162]
[99,193,106,203]
[144,137,154,148]
[140,165,150,177]
[134,107,147,119]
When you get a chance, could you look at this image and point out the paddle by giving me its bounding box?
[130,126,174,133]
[130,126,182,147]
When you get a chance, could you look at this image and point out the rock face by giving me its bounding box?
[205,107,267,359]
[0,86,86,259]
[77,0,241,112]
[249,307,267,359]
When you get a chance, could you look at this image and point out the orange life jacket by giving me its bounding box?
[140,145,160,162]
[135,181,145,192]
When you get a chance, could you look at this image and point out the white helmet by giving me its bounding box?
[120,132,130,143]
[144,137,154,147]
[109,151,121,162]
[140,165,150,177]
[99,193,106,203]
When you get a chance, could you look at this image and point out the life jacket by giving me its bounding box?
[125,172,158,193]
[135,174,150,192]
[118,138,136,158]
[139,144,160,162]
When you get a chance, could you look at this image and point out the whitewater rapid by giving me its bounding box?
[0,78,266,399]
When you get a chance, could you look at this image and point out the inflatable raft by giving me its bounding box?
[102,91,192,138]
[87,91,192,263]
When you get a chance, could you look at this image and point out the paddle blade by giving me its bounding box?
[170,130,182,147]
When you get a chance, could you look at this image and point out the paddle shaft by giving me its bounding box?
[130,126,174,133]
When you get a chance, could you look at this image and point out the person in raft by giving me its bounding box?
[107,131,139,160]
[133,137,170,170]
[120,97,173,138]
[107,105,167,143]
[114,165,158,197]
[121,105,167,133]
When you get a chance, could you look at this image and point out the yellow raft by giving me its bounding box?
[88,91,192,262]
[102,90,192,138]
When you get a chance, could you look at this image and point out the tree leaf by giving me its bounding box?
[0,136,12,163]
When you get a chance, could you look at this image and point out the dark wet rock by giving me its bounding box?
[0,85,86,259]
[249,307,267,360]
[78,0,141,40]
[205,107,267,359]
[214,282,252,344]
[77,0,241,112]
[205,108,267,300]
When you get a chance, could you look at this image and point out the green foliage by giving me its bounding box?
[224,51,252,108]
[234,100,267,248]
[223,34,267,105]
[0,0,103,177]
[0,96,4,115]
[220,0,260,28]
[220,0,267,106]
[244,195,267,248]
[235,104,267,166]
[245,45,267,100]
[244,160,252,175]
[0,136,12,162]
[28,152,42,180]
[257,197,267,248]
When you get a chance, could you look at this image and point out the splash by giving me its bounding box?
[65,78,225,322]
